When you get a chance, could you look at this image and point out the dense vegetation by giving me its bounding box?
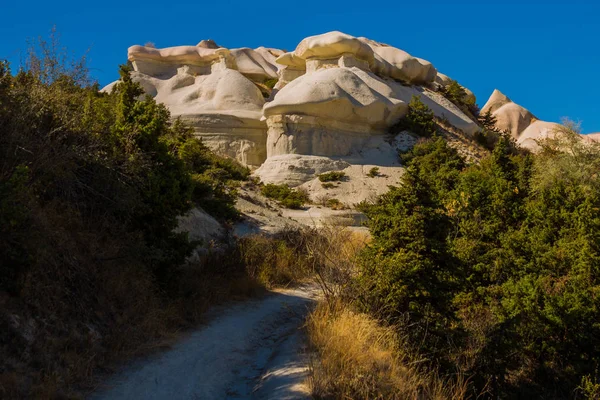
[0,37,257,397]
[260,183,309,209]
[356,128,600,398]
[0,57,248,289]
[390,95,437,137]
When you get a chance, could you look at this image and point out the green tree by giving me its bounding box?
[390,95,437,137]
[357,138,464,347]
[358,125,600,397]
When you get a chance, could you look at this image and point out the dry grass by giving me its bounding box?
[2,224,354,398]
[0,226,305,399]
[238,225,368,292]
[239,227,315,287]
[307,301,471,399]
[303,226,472,399]
[305,225,368,301]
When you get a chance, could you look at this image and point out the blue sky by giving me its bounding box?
[2,0,599,133]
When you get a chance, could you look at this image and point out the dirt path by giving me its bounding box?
[90,285,318,400]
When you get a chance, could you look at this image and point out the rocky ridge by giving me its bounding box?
[102,30,597,208]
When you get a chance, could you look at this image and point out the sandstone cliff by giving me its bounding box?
[102,31,483,204]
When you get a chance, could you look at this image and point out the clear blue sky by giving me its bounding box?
[2,0,599,133]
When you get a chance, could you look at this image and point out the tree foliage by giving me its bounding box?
[390,95,437,138]
[357,127,600,398]
[0,53,247,292]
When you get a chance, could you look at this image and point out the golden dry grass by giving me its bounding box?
[307,301,470,400]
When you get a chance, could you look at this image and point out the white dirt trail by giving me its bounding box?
[90,285,318,400]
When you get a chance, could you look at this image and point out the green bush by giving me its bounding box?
[321,182,336,189]
[473,110,511,150]
[390,95,437,137]
[440,80,479,116]
[0,32,253,397]
[263,78,278,89]
[367,167,380,177]
[441,80,470,106]
[0,51,250,287]
[318,171,346,182]
[357,128,600,398]
[261,183,308,209]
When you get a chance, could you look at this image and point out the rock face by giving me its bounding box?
[103,41,279,168]
[481,89,598,151]
[102,31,481,199]
[481,89,537,141]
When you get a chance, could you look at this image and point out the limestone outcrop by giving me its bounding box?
[481,89,599,151]
[102,31,481,199]
[481,90,537,140]
[103,41,281,167]
[273,52,306,90]
[258,31,478,185]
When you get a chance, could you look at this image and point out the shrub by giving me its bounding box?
[390,95,437,137]
[321,182,336,189]
[261,183,308,209]
[357,128,600,397]
[473,110,510,150]
[318,171,346,182]
[578,374,600,400]
[239,228,315,287]
[367,167,380,177]
[440,79,479,116]
[441,80,470,106]
[325,198,347,210]
[263,78,278,89]
[0,33,251,397]
[239,226,362,291]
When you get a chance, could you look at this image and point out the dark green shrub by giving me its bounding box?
[261,183,308,209]
[390,95,437,137]
[0,32,253,398]
[263,78,278,89]
[440,80,479,116]
[367,167,380,177]
[441,80,468,105]
[473,111,520,152]
[321,182,336,189]
[357,129,600,398]
[0,165,32,293]
[318,171,346,182]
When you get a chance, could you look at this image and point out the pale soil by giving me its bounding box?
[233,183,370,236]
[90,285,318,400]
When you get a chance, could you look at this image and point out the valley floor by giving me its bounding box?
[89,285,318,400]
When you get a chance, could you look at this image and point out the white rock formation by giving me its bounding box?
[481,89,535,139]
[257,31,478,185]
[295,31,375,66]
[102,31,481,195]
[273,52,306,90]
[102,42,281,167]
[584,133,600,142]
[517,120,562,151]
[230,47,280,81]
[175,207,225,244]
[481,89,600,151]
[358,37,437,85]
